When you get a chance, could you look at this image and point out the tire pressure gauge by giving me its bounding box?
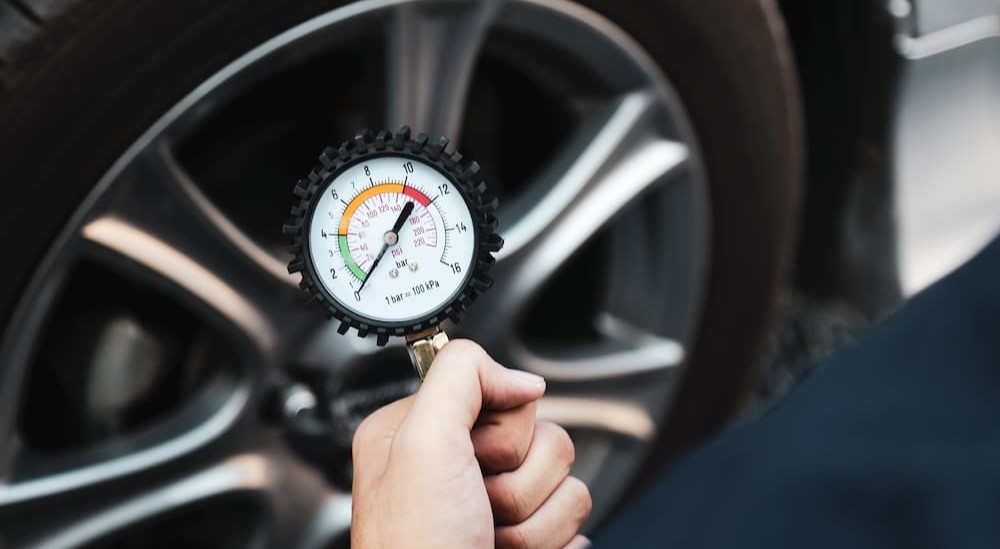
[285,127,503,378]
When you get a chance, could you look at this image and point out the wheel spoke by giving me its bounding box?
[297,494,354,549]
[385,0,502,140]
[76,143,307,359]
[461,90,689,348]
[510,313,684,382]
[0,449,346,549]
[0,372,249,511]
[537,395,655,442]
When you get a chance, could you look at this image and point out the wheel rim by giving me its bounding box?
[0,0,708,546]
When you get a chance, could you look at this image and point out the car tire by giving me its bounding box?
[0,0,802,542]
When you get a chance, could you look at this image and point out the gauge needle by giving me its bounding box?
[355,201,415,295]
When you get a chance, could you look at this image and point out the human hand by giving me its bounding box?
[351,339,592,548]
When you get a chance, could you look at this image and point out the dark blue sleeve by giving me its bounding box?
[593,235,1000,549]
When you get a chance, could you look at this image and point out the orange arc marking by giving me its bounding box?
[338,184,403,234]
[338,183,433,234]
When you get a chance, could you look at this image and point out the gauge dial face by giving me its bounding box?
[307,155,476,324]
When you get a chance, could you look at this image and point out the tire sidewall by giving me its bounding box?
[578,0,803,475]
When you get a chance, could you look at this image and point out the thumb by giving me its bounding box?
[407,339,545,431]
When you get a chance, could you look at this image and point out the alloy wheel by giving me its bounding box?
[0,0,708,546]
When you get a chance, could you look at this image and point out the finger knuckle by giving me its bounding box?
[499,431,530,469]
[540,421,576,470]
[439,338,485,363]
[566,477,593,525]
[496,524,534,549]
[490,473,530,523]
[476,424,529,471]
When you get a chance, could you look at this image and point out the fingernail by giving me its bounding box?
[508,369,545,388]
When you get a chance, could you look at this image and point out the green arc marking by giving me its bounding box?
[339,235,367,281]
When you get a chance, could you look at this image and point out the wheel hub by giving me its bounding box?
[276,344,418,488]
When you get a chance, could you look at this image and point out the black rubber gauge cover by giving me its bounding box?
[284,126,503,346]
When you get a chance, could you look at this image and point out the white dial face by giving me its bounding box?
[307,155,477,324]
